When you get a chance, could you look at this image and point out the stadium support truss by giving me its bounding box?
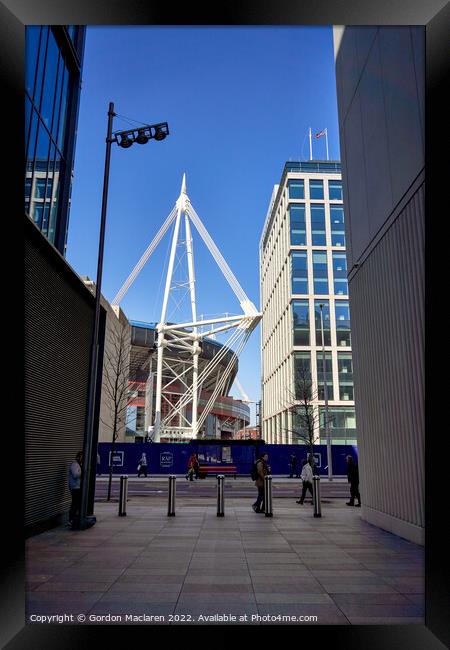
[112,175,261,441]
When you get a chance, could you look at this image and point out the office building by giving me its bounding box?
[333,27,424,544]
[260,161,356,446]
[25,26,85,255]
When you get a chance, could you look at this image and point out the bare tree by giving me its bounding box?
[100,319,131,501]
[282,360,325,471]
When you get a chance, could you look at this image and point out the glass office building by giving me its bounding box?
[25,26,85,255]
[260,161,356,445]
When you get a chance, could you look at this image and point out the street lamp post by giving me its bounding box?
[79,102,169,530]
[319,303,333,481]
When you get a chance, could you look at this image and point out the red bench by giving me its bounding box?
[198,465,237,479]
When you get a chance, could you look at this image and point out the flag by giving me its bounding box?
[315,129,326,138]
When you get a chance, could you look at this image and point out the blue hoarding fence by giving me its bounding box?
[97,442,357,477]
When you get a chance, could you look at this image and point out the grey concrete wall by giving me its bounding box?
[334,27,425,544]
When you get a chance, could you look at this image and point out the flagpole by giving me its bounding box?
[325,128,329,161]
[309,127,312,161]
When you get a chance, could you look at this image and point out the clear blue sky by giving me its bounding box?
[66,26,341,423]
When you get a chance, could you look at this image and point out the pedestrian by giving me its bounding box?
[346,455,361,506]
[137,452,148,478]
[96,451,101,476]
[193,453,200,480]
[68,450,83,528]
[186,453,197,481]
[289,454,299,478]
[296,458,314,504]
[252,452,271,513]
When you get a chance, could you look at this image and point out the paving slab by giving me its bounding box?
[25,495,424,626]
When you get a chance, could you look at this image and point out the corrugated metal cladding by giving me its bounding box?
[350,183,424,530]
[25,224,95,531]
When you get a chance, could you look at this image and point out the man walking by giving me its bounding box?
[346,455,361,506]
[252,452,270,513]
[296,458,314,504]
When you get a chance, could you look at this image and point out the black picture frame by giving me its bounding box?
[2,0,447,647]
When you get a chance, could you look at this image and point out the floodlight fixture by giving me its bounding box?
[154,124,169,141]
[112,121,169,148]
[119,133,134,148]
[135,129,149,145]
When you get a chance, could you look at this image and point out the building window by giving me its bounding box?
[292,300,310,346]
[328,180,343,201]
[40,30,60,131]
[310,204,326,246]
[288,179,304,199]
[34,177,47,198]
[332,252,348,295]
[312,251,328,295]
[314,300,331,346]
[316,352,333,400]
[335,301,351,346]
[294,352,312,400]
[320,406,356,444]
[32,203,44,227]
[66,25,77,43]
[291,252,308,294]
[290,204,306,245]
[338,353,354,401]
[330,205,346,247]
[25,177,32,201]
[31,26,49,113]
[309,179,324,200]
[25,26,42,100]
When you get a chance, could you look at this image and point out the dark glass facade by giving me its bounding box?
[289,204,306,245]
[314,300,331,346]
[291,252,308,294]
[292,300,310,346]
[25,26,85,255]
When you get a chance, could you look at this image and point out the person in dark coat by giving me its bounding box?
[289,454,299,478]
[252,453,271,513]
[193,453,200,480]
[346,455,361,506]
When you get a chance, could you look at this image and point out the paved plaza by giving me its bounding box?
[26,484,424,626]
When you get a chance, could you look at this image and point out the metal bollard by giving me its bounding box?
[313,475,322,518]
[118,475,128,516]
[264,475,273,517]
[217,475,225,517]
[167,475,176,517]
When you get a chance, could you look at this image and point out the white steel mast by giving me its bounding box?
[154,176,185,441]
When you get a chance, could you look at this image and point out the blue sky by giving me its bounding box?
[66,26,341,423]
